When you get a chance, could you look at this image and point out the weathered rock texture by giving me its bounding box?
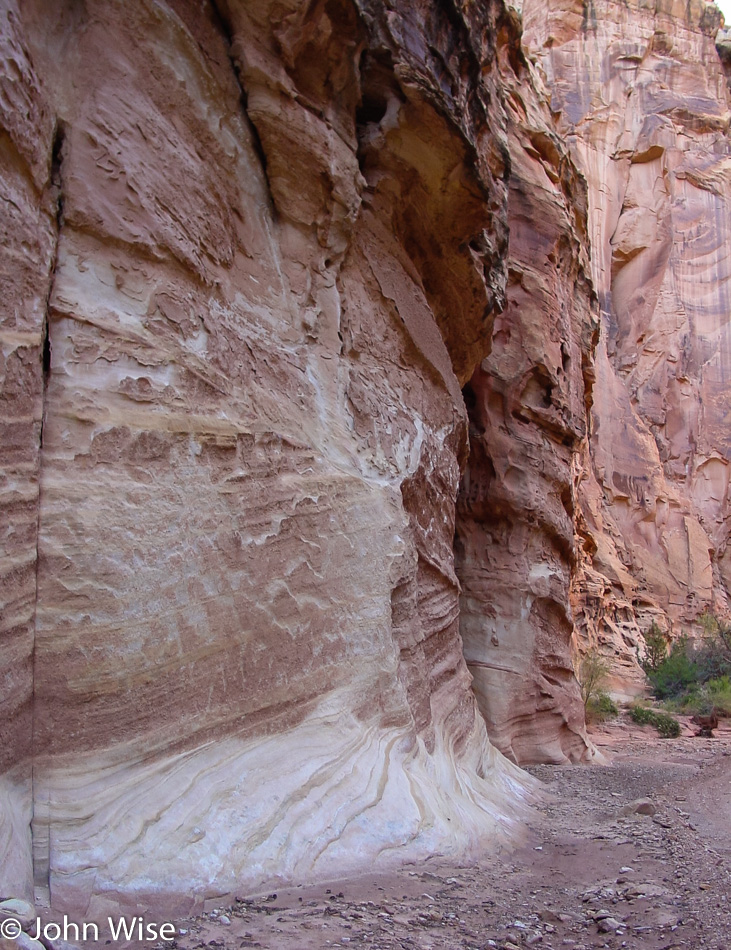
[455,14,599,764]
[521,0,731,693]
[0,0,543,917]
[0,0,58,900]
[2,0,730,920]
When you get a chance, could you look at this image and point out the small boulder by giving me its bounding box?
[620,798,657,817]
[597,917,623,933]
[692,711,718,737]
[0,900,36,930]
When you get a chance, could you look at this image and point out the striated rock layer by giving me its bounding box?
[0,0,543,916]
[3,0,730,918]
[521,0,731,692]
[455,12,598,764]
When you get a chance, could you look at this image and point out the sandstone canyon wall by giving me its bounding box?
[520,0,731,695]
[0,0,548,915]
[455,15,600,765]
[1,0,730,921]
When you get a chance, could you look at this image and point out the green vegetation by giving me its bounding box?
[586,691,618,723]
[640,621,669,674]
[629,704,681,738]
[577,649,618,723]
[578,649,611,706]
[642,635,698,699]
[665,675,731,717]
[638,614,731,719]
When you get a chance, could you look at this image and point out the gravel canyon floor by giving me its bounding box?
[170,717,731,950]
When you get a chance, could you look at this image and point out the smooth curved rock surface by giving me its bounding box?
[1,0,535,916]
[2,0,730,918]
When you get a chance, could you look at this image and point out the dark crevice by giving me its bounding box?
[206,0,275,212]
[356,92,389,128]
[462,380,477,414]
[38,122,65,444]
[41,320,51,386]
[32,118,66,898]
[355,48,402,164]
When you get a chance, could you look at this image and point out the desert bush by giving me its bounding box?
[640,614,731,715]
[694,618,731,683]
[578,649,611,708]
[629,704,680,738]
[644,636,698,699]
[708,675,731,714]
[670,676,731,717]
[585,691,618,723]
[639,621,668,673]
[666,684,714,717]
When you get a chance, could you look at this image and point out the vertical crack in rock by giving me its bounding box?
[205,0,275,210]
[0,0,60,899]
[31,119,65,901]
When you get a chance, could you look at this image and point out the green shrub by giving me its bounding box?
[694,629,731,683]
[640,614,731,714]
[665,683,713,716]
[707,676,731,715]
[661,675,731,718]
[698,611,721,636]
[629,704,680,738]
[639,621,669,673]
[645,636,699,699]
[586,691,619,723]
[578,648,611,708]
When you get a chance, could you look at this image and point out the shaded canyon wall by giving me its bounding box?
[455,13,600,764]
[0,0,547,914]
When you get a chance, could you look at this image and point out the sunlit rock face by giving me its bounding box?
[455,17,599,765]
[0,0,537,917]
[521,0,731,692]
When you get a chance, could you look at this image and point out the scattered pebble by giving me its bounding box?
[165,719,731,950]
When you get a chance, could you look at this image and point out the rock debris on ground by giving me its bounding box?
[166,715,731,950]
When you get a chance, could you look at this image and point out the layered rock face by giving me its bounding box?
[3,0,730,919]
[521,0,731,692]
[455,20,599,764]
[0,0,57,899]
[0,0,542,916]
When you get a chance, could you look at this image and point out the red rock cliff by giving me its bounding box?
[521,0,731,693]
[455,10,599,765]
[1,0,538,913]
[1,0,729,918]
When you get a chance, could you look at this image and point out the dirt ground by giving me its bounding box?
[170,713,731,950]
